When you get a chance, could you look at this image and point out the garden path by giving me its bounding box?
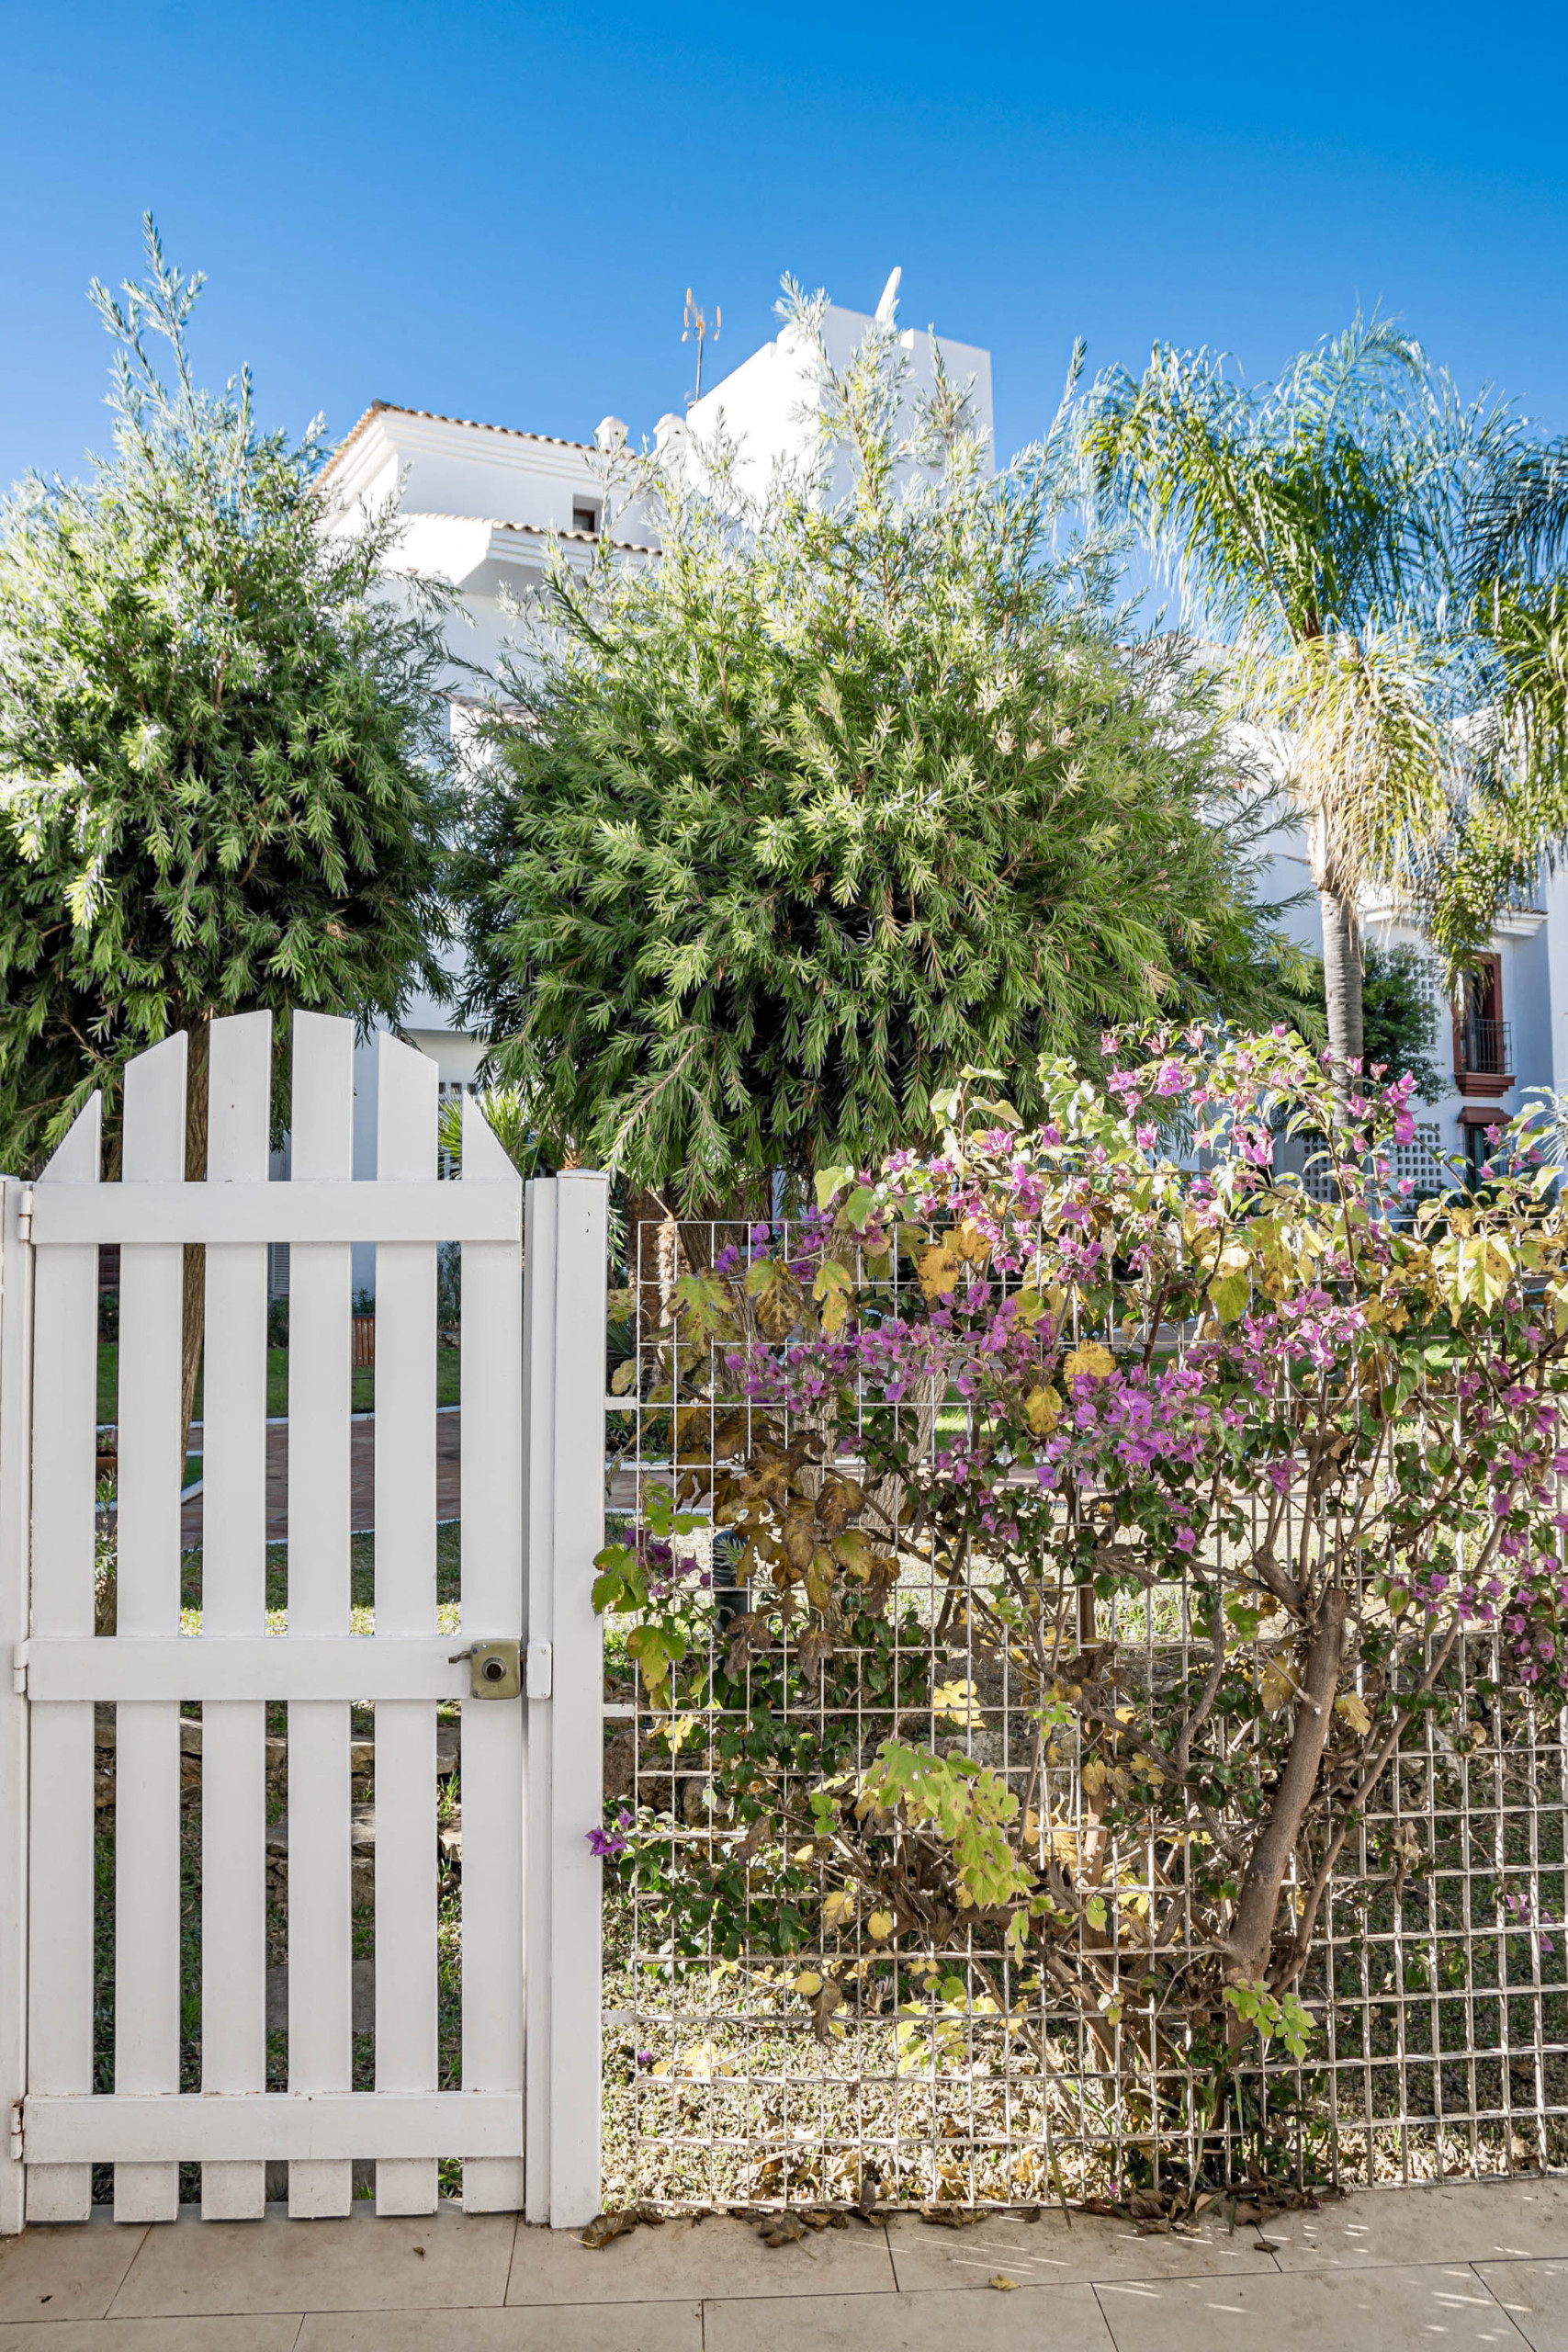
[178,1411,464,1545]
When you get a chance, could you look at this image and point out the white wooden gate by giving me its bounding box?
[0,1012,606,2231]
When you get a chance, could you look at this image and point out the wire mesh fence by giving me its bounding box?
[599,1214,1568,2214]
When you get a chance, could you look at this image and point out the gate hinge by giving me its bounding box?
[10,1643,26,1699]
[9,2100,22,2163]
[14,1185,33,1245]
[526,1641,553,1700]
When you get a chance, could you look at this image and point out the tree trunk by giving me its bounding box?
[179,1019,210,1483]
[1319,888,1364,1077]
[1224,1584,1347,1990]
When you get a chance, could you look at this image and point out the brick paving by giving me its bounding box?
[180,1410,463,1546]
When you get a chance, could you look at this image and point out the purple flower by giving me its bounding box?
[587,1825,628,1860]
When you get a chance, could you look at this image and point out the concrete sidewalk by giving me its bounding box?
[0,2177,1563,2348]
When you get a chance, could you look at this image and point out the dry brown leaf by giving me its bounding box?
[815,1475,864,1535]
[805,1550,838,1614]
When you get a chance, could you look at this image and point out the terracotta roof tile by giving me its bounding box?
[324,400,596,477]
[400,511,658,557]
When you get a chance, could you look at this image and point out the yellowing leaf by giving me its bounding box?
[610,1356,638,1395]
[1024,1383,1062,1437]
[931,1678,983,1725]
[951,1220,993,1267]
[867,1909,895,1939]
[745,1257,804,1340]
[1062,1341,1115,1382]
[989,2274,1021,2290]
[822,1889,856,1930]
[1336,1692,1372,1736]
[1213,1270,1250,1324]
[813,1256,856,1336]
[918,1242,961,1300]
[1258,1657,1300,1715]
[792,1971,823,1997]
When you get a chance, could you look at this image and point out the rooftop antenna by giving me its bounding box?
[874,266,902,324]
[682,288,721,406]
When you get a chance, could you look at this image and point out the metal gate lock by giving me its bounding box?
[448,1639,522,1699]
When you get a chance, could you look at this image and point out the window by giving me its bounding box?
[1455,954,1511,1079]
[1463,1120,1501,1181]
[571,502,600,537]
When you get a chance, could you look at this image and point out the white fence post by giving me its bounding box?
[524,1171,608,2228]
[0,1178,33,2235]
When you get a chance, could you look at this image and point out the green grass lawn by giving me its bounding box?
[96,1341,461,1428]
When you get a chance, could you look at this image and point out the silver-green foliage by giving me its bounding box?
[457,287,1304,1210]
[0,220,455,1169]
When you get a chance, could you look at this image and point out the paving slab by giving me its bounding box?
[107,2204,513,2318]
[504,2213,896,2305]
[1475,2258,1568,2350]
[298,2301,702,2350]
[0,2215,147,2324]
[0,2322,300,2350]
[705,2280,1116,2352]
[1265,2178,1568,2269]
[1090,2260,1529,2351]
[886,2209,1279,2290]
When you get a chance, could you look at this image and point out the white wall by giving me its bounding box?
[684,300,995,506]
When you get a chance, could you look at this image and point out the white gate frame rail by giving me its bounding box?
[524,1171,607,2229]
[0,1175,33,2237]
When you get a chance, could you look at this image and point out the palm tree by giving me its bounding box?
[1449,439,1568,957]
[1084,320,1485,1073]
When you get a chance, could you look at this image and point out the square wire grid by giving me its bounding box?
[600,1218,1568,2211]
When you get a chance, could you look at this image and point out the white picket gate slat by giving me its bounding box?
[0,1011,604,2233]
[286,1014,355,2221]
[372,1034,439,2219]
[113,1034,186,2226]
[457,1091,528,2216]
[25,1097,101,2226]
[199,1011,272,2222]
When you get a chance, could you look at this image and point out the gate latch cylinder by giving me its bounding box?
[448,1639,522,1700]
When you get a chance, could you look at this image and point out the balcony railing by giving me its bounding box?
[1456,1016,1513,1077]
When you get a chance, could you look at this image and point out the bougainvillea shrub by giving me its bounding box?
[594,1030,1568,2195]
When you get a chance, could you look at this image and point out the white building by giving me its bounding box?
[320,275,1568,1261]
[312,278,997,1283]
[1257,830,1556,1191]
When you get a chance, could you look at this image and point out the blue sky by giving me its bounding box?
[2,0,1566,492]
